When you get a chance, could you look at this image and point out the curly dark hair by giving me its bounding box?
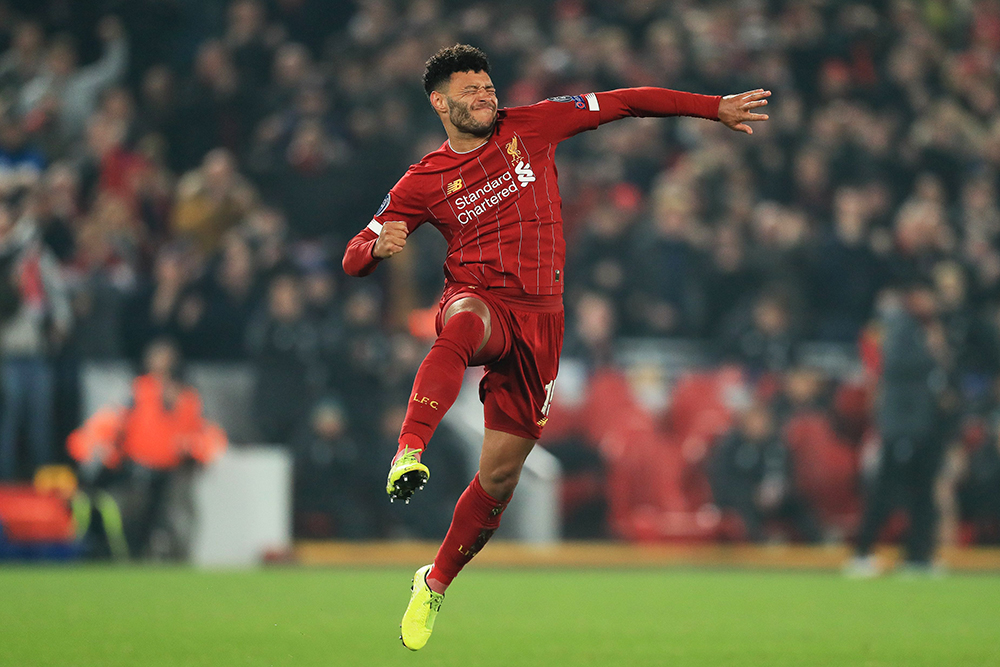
[422,44,491,96]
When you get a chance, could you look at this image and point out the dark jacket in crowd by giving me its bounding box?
[877,307,943,442]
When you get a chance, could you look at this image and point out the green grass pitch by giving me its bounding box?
[0,566,997,666]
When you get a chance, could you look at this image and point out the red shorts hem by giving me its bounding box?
[483,415,542,441]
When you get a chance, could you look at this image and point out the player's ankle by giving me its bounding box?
[426,576,449,594]
[396,434,426,461]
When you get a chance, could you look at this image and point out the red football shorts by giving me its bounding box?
[436,284,564,441]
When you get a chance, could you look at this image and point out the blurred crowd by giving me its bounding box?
[0,0,998,546]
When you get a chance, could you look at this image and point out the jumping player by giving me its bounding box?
[342,44,768,650]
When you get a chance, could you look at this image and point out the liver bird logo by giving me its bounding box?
[505,137,523,164]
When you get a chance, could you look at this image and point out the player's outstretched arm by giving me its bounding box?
[588,87,769,131]
[717,89,770,135]
[342,220,409,277]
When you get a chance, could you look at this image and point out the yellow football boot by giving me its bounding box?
[400,564,443,650]
[386,447,429,503]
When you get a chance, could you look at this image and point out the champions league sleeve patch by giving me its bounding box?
[375,192,391,217]
[547,94,587,110]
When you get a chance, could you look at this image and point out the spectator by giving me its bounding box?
[36,162,81,261]
[631,202,702,336]
[933,260,1000,396]
[702,224,759,339]
[19,16,129,145]
[566,192,639,332]
[270,119,349,240]
[67,338,227,558]
[0,21,46,98]
[709,401,822,543]
[195,231,260,360]
[0,200,72,480]
[246,270,322,444]
[119,243,201,361]
[937,394,1000,548]
[0,112,46,197]
[720,290,800,375]
[172,40,252,170]
[172,148,256,256]
[955,409,1000,544]
[292,396,380,539]
[68,218,133,360]
[224,0,277,95]
[563,291,617,368]
[260,42,312,118]
[809,186,886,341]
[333,286,391,436]
[135,65,183,171]
[76,113,149,219]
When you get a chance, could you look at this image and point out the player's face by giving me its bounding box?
[443,70,498,137]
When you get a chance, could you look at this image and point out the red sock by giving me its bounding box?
[428,473,510,587]
[399,310,484,451]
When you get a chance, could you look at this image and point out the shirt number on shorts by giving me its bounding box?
[540,379,556,417]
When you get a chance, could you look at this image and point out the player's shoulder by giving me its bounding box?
[503,94,593,119]
[406,141,457,177]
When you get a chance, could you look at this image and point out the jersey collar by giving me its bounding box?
[446,137,491,155]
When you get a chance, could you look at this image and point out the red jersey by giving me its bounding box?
[343,87,720,296]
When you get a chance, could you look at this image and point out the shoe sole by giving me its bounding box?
[389,470,429,503]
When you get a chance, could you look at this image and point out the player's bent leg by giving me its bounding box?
[387,297,493,501]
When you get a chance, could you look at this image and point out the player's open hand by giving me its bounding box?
[374,220,408,259]
[717,89,770,135]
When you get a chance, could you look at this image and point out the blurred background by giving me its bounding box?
[0,0,999,566]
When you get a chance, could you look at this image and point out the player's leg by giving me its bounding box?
[427,427,534,590]
[388,295,503,500]
[400,304,560,650]
[400,428,533,650]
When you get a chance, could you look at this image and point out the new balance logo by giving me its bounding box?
[446,178,464,195]
[515,161,535,187]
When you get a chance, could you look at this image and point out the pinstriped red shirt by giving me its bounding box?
[343,87,720,297]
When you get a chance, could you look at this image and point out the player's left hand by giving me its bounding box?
[718,89,770,135]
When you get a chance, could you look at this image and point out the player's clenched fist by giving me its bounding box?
[374,221,408,259]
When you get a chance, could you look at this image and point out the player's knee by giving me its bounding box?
[481,463,521,499]
[445,299,490,333]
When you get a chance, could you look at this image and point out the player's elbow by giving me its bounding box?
[342,252,360,277]
[342,249,373,277]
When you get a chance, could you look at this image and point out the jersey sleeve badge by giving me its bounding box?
[375,192,391,216]
[547,94,587,110]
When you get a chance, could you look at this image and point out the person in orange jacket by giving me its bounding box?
[68,338,226,558]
